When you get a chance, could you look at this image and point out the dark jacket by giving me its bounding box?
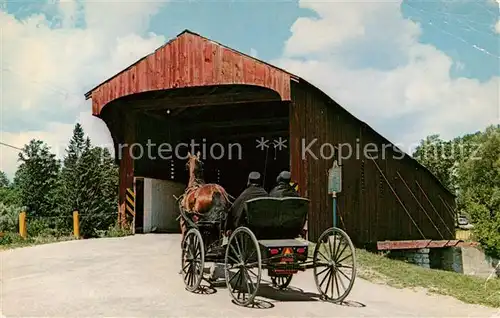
[225,184,268,231]
[269,182,300,198]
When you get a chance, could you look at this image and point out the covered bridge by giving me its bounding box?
[85,30,456,247]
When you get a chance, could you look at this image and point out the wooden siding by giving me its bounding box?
[88,31,292,115]
[290,81,456,244]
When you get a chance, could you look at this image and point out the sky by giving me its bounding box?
[0,0,499,180]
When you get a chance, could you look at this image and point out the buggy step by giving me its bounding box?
[258,239,308,248]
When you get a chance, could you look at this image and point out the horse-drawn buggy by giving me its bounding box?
[179,192,356,306]
[178,152,356,306]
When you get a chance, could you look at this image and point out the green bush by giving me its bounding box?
[0,203,20,233]
[98,222,133,238]
[0,232,26,245]
[26,217,72,237]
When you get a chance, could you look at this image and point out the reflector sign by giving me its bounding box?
[283,248,293,255]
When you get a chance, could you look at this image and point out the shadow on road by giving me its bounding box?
[200,278,366,310]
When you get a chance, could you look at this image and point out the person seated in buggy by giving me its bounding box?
[208,172,267,282]
[269,171,299,197]
[224,171,268,236]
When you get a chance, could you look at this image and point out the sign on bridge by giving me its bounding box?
[328,160,342,194]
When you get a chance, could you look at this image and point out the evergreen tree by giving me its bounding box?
[76,145,119,237]
[0,171,9,188]
[13,139,60,216]
[0,171,20,206]
[64,123,86,168]
[56,123,119,237]
[56,123,92,230]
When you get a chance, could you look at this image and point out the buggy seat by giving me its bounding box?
[243,197,309,240]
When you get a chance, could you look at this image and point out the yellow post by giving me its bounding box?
[19,211,27,238]
[73,210,80,239]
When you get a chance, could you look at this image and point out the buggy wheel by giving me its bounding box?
[181,228,205,292]
[224,227,262,306]
[313,227,356,303]
[271,275,293,289]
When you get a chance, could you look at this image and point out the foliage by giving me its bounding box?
[13,139,61,216]
[413,125,500,258]
[457,125,500,257]
[0,122,120,242]
[412,132,481,194]
[97,222,133,238]
[55,124,119,238]
[0,203,20,232]
[0,171,9,187]
[76,145,119,238]
[56,123,89,220]
[0,231,75,250]
[0,184,21,206]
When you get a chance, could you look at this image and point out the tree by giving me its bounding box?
[413,134,457,193]
[56,123,119,237]
[0,171,20,206]
[13,139,60,216]
[64,123,86,168]
[413,131,482,195]
[458,125,500,257]
[76,146,118,237]
[0,171,9,188]
[57,124,89,218]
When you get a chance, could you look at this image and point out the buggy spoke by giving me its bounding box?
[244,248,256,263]
[235,236,243,260]
[331,267,336,298]
[337,268,352,282]
[335,242,348,262]
[332,233,337,260]
[319,267,332,288]
[316,265,330,277]
[246,268,259,278]
[228,270,240,284]
[323,268,333,295]
[242,269,253,295]
[230,244,242,262]
[317,250,329,262]
[336,269,347,292]
[327,236,334,260]
[334,270,341,297]
[337,253,353,264]
[228,255,239,264]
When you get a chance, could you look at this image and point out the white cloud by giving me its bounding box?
[0,1,168,179]
[0,111,112,179]
[274,0,499,153]
[495,20,500,34]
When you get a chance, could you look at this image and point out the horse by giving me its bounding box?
[179,151,231,245]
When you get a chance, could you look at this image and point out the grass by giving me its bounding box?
[308,242,500,308]
[0,232,76,250]
[0,224,133,250]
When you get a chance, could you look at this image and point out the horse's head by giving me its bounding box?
[186,151,203,176]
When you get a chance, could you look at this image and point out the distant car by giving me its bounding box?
[458,216,468,225]
[457,215,474,230]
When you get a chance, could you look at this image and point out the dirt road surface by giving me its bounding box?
[2,234,498,317]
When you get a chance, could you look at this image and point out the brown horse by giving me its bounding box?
[179,151,230,244]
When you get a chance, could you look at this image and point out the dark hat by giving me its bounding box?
[248,171,261,184]
[277,171,291,183]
